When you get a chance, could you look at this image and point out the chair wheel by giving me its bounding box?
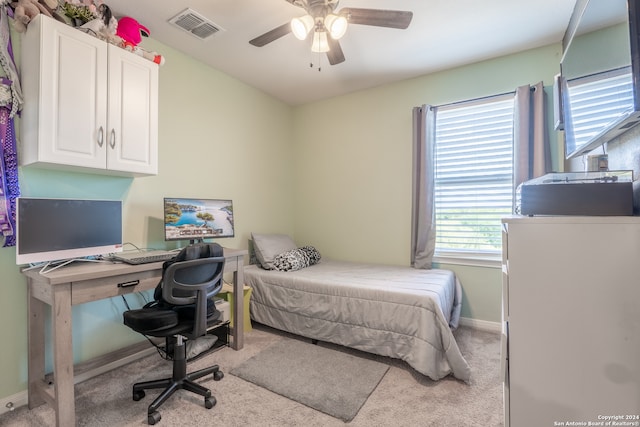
[205,396,216,409]
[213,371,224,381]
[148,411,161,425]
[133,390,145,401]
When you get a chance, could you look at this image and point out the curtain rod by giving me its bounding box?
[430,85,535,110]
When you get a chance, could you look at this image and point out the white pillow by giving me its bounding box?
[251,233,297,270]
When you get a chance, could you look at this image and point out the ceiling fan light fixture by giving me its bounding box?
[291,15,314,40]
[311,30,330,53]
[324,14,348,39]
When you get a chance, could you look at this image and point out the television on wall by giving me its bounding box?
[561,0,640,158]
[16,198,123,265]
[164,198,234,243]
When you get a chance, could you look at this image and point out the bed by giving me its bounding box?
[244,234,471,382]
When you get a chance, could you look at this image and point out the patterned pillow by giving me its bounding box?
[272,246,321,272]
[301,245,321,265]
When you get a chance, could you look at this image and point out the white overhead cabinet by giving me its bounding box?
[20,14,159,176]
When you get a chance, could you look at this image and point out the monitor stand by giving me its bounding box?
[24,257,108,275]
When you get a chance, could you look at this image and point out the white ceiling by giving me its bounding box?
[104,0,578,106]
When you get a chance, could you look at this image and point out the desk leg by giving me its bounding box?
[27,280,45,409]
[232,256,245,350]
[51,283,75,427]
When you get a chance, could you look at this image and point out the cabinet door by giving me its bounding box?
[36,17,108,169]
[106,45,158,175]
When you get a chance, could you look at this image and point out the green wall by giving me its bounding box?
[292,44,563,322]
[0,36,563,401]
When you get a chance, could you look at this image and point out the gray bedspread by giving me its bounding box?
[244,260,471,382]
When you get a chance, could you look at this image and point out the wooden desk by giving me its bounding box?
[22,248,247,427]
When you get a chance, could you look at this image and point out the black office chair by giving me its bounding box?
[123,243,226,425]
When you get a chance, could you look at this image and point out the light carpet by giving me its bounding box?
[230,338,389,422]
[0,324,503,426]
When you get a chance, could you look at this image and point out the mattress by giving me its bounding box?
[244,260,471,382]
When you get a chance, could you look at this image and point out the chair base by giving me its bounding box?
[132,339,224,425]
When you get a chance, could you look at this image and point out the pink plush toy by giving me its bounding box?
[116,16,149,48]
[130,45,165,66]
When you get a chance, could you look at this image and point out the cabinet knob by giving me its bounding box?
[109,129,116,149]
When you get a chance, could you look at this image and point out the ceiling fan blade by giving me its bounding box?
[249,23,291,47]
[339,8,413,29]
[326,37,345,65]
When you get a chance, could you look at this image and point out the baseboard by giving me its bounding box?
[66,341,157,385]
[0,390,28,416]
[0,341,157,416]
[459,317,501,333]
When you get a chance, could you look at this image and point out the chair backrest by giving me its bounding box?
[161,243,225,338]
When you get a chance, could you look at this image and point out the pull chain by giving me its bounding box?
[309,31,323,72]
[310,51,322,72]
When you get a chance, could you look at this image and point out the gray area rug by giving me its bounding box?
[230,338,389,422]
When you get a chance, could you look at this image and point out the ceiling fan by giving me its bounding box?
[249,0,413,65]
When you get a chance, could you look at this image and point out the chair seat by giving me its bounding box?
[124,307,221,338]
[124,307,178,334]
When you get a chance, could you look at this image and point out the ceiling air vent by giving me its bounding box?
[168,8,223,40]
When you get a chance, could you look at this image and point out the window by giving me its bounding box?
[434,94,515,263]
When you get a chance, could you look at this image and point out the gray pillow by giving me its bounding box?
[251,233,297,270]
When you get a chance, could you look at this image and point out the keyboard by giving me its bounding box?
[112,250,177,265]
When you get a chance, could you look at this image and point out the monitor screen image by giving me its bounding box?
[16,198,123,265]
[164,198,234,242]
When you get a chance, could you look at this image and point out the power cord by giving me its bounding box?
[120,292,172,361]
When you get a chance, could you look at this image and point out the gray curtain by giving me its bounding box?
[513,82,550,192]
[411,105,436,269]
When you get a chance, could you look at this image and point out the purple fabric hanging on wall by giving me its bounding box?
[0,5,23,247]
[0,89,18,247]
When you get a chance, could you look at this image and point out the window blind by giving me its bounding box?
[434,94,514,255]
[566,68,634,151]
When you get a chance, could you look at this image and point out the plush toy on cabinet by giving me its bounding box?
[116,16,165,65]
[10,0,57,32]
[115,16,148,48]
[127,45,165,65]
[79,3,118,44]
[12,0,166,66]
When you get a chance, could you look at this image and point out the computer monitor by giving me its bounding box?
[16,198,123,265]
[163,198,234,243]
